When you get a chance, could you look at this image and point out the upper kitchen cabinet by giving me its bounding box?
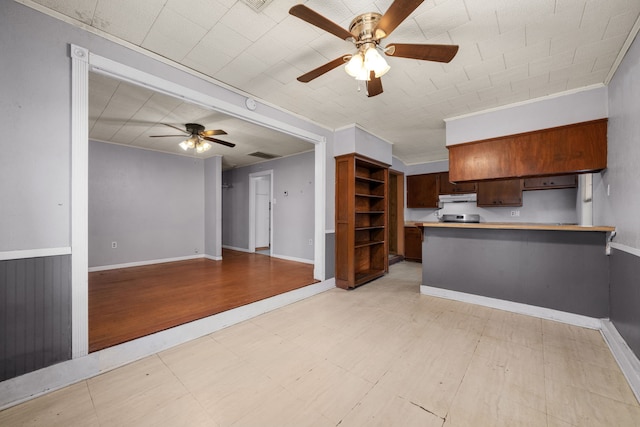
[523,174,578,190]
[477,179,523,207]
[448,119,607,182]
[406,173,439,208]
[438,171,477,194]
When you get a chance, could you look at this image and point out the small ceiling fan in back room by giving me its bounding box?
[289,0,459,97]
[150,123,236,153]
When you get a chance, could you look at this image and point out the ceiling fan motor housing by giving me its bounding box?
[349,12,382,49]
[185,123,205,135]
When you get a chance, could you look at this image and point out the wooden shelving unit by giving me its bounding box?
[335,153,389,289]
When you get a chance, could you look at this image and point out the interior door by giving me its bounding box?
[255,177,271,249]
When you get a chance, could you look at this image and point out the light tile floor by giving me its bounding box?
[2,262,639,426]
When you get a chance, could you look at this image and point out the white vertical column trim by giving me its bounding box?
[70,44,89,358]
[314,140,326,281]
[215,156,223,258]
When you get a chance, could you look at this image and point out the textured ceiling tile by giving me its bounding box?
[495,0,555,34]
[476,83,513,101]
[32,0,98,24]
[604,11,640,39]
[504,40,550,68]
[529,80,569,99]
[215,54,272,88]
[456,75,492,94]
[566,69,608,90]
[141,8,208,62]
[164,0,228,31]
[220,2,277,42]
[414,0,469,40]
[477,27,525,60]
[488,63,528,86]
[574,34,627,64]
[529,50,575,76]
[510,73,550,93]
[464,55,505,80]
[92,0,166,45]
[448,12,500,45]
[525,8,582,46]
[549,60,594,83]
[191,23,252,60]
[429,67,469,89]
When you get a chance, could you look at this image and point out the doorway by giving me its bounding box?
[249,170,274,255]
[388,170,405,265]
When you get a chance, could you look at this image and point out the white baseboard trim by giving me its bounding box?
[88,254,203,272]
[220,245,314,265]
[611,242,640,258]
[271,253,314,265]
[600,319,640,403]
[0,278,336,411]
[420,285,602,330]
[204,254,222,261]
[420,285,640,402]
[222,245,253,253]
[0,247,72,261]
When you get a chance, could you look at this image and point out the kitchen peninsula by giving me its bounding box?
[416,222,615,318]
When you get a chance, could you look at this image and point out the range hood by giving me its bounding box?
[438,193,477,203]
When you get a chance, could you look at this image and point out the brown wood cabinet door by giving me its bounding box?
[406,173,439,208]
[477,179,523,207]
[438,171,477,194]
[404,227,422,261]
[523,174,578,190]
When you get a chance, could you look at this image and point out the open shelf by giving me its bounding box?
[335,153,389,289]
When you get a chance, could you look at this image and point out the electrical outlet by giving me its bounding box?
[510,210,520,217]
[308,239,313,246]
[111,242,117,249]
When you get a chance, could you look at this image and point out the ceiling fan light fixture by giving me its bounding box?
[364,46,390,78]
[179,141,190,151]
[198,141,212,153]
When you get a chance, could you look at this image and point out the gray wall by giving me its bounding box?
[205,156,222,258]
[0,1,72,251]
[423,228,610,318]
[599,31,640,357]
[0,255,72,381]
[222,151,315,261]
[89,141,205,267]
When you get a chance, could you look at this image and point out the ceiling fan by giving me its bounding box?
[150,123,236,153]
[289,0,459,97]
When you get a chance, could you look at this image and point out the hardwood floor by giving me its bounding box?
[89,249,317,352]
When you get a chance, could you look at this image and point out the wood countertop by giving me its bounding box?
[407,221,615,232]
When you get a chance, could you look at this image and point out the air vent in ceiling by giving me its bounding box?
[248,151,281,160]
[240,0,274,12]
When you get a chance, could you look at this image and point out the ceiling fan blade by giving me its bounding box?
[366,71,383,97]
[201,129,227,137]
[202,136,236,148]
[289,5,353,41]
[374,0,424,39]
[385,43,459,63]
[297,55,351,83]
[162,123,189,133]
[149,134,187,138]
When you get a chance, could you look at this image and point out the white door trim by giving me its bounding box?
[249,170,273,254]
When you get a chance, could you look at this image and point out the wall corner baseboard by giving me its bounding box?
[600,319,640,403]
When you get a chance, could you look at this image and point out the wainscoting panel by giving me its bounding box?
[0,255,72,381]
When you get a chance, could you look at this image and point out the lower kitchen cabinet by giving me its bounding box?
[404,226,422,262]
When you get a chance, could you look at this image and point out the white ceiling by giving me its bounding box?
[26,0,640,165]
